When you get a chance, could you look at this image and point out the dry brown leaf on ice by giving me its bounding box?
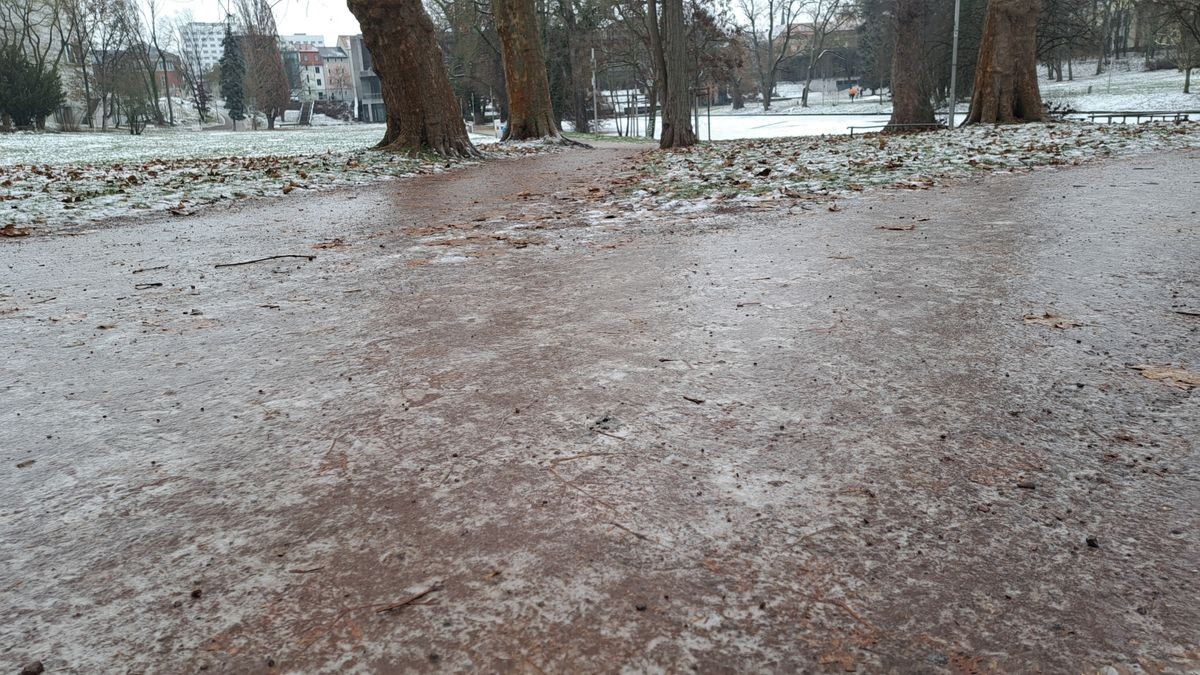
[313,238,349,250]
[1022,313,1083,329]
[878,223,916,231]
[1,224,33,237]
[1128,364,1200,390]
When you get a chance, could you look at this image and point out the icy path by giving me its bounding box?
[1,147,1198,672]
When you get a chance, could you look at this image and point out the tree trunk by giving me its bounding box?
[761,73,773,110]
[886,0,936,129]
[964,0,1044,124]
[347,0,478,156]
[645,83,657,138]
[802,61,815,107]
[731,78,744,109]
[656,0,696,148]
[558,0,590,134]
[1185,66,1192,94]
[493,0,561,140]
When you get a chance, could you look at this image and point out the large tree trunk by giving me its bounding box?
[656,0,696,148]
[964,0,1044,124]
[557,0,590,134]
[346,0,478,156]
[885,0,936,130]
[493,0,561,140]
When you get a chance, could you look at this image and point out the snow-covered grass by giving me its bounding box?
[0,125,531,231]
[712,59,1197,116]
[618,121,1200,209]
[1041,61,1199,111]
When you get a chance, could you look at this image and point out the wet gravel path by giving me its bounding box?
[1,146,1198,673]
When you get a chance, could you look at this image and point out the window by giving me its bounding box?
[315,66,321,74]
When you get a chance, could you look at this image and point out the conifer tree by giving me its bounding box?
[218,25,246,129]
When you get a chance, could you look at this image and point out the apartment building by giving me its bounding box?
[179,22,227,74]
[337,35,385,122]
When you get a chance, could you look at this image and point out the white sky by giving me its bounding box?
[160,0,363,46]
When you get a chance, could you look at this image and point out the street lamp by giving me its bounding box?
[948,0,962,128]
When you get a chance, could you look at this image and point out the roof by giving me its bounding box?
[318,47,347,59]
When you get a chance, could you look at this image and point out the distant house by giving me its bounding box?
[149,48,185,98]
[319,46,353,102]
[338,35,385,123]
[296,47,324,101]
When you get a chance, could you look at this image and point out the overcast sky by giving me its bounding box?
[161,0,364,46]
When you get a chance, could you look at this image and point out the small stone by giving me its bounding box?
[1016,480,1036,489]
[191,588,203,598]
[634,603,647,612]
[21,661,45,675]
[1086,536,1100,548]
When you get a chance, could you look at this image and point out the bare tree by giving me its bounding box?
[143,0,172,125]
[1152,0,1200,91]
[236,0,289,129]
[964,0,1044,123]
[885,0,936,128]
[797,0,850,107]
[652,0,697,147]
[346,0,479,156]
[493,0,562,140]
[738,0,801,110]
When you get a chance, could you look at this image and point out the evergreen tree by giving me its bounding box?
[0,45,64,130]
[218,25,246,128]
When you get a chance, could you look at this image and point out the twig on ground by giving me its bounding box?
[375,584,443,613]
[214,255,315,268]
[132,265,167,274]
[590,428,626,441]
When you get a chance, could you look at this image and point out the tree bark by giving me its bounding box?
[964,0,1044,124]
[493,0,561,140]
[557,0,590,133]
[885,0,936,130]
[656,0,696,148]
[347,0,479,156]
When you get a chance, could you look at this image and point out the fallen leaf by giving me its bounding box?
[877,223,915,231]
[1129,364,1200,390]
[1023,313,1082,329]
[1,224,33,237]
[313,238,349,250]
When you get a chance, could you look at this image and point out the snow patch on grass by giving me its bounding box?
[0,125,547,231]
[618,121,1200,210]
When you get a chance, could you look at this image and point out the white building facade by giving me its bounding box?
[179,22,227,74]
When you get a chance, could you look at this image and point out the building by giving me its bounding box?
[318,46,353,102]
[279,33,325,49]
[149,48,185,98]
[296,47,324,101]
[338,35,385,122]
[179,22,227,74]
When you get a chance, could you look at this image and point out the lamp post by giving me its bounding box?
[948,0,962,129]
